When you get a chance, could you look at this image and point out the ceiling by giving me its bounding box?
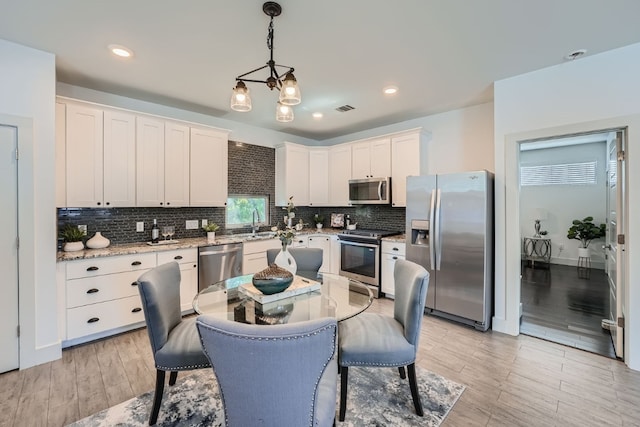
[2,1,640,141]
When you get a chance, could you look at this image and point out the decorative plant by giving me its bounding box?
[313,214,324,225]
[271,223,295,248]
[567,216,606,248]
[203,222,220,232]
[282,196,295,216]
[59,224,85,242]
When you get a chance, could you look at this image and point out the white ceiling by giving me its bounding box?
[2,1,640,140]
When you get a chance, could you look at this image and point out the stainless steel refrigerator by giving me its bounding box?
[406,171,493,331]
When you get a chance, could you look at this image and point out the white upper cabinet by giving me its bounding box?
[65,103,105,207]
[164,122,190,206]
[275,142,310,206]
[351,137,391,179]
[190,127,229,207]
[308,148,329,206]
[55,102,66,208]
[391,129,427,207]
[103,110,136,207]
[328,144,352,206]
[136,116,165,207]
[136,118,190,207]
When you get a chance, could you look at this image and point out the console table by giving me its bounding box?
[523,237,551,269]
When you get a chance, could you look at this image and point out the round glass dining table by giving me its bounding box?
[193,273,373,325]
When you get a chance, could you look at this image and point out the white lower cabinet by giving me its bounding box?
[381,241,406,297]
[330,235,341,274]
[63,253,156,345]
[157,248,198,313]
[242,239,282,274]
[308,234,331,273]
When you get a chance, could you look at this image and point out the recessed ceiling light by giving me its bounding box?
[312,112,323,119]
[383,86,398,95]
[108,44,133,58]
[564,49,587,61]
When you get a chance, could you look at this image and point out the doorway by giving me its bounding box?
[518,130,624,359]
[0,124,19,372]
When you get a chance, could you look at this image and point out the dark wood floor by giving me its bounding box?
[520,263,616,358]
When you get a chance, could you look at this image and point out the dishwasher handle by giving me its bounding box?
[199,246,243,257]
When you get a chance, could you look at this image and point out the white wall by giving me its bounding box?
[494,42,640,370]
[0,39,60,368]
[57,83,316,148]
[519,142,607,267]
[323,102,495,174]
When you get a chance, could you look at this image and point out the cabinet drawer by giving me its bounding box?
[291,235,308,248]
[66,269,150,308]
[66,295,145,340]
[243,239,281,255]
[382,241,406,256]
[66,253,157,279]
[157,248,197,265]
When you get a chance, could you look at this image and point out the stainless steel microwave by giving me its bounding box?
[348,177,391,204]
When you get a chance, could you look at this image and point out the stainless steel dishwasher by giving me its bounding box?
[198,243,243,291]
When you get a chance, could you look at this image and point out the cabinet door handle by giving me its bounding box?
[393,256,398,260]
[86,266,99,271]
[166,202,170,206]
[392,247,399,251]
[131,307,142,313]
[131,261,142,266]
[174,255,183,260]
[87,317,99,323]
[160,202,163,206]
[86,288,99,294]
[97,202,101,206]
[105,202,110,206]
[131,282,138,287]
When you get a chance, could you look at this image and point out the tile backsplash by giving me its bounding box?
[57,140,406,248]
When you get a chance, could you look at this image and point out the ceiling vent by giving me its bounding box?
[335,105,355,112]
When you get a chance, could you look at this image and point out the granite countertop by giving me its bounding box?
[57,227,344,262]
[381,234,406,243]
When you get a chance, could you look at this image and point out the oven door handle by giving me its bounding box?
[339,240,379,249]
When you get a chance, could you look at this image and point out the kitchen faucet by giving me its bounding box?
[252,209,260,236]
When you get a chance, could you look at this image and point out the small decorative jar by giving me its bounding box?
[63,241,84,252]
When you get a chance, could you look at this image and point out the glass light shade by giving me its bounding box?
[279,73,301,105]
[276,102,294,122]
[230,82,252,112]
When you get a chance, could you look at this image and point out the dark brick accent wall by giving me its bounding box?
[57,140,406,248]
[292,206,405,232]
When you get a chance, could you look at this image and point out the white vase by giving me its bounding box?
[86,232,110,249]
[63,241,84,252]
[274,245,297,275]
[207,231,216,242]
[316,223,323,230]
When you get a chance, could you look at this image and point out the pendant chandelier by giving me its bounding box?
[230,2,301,123]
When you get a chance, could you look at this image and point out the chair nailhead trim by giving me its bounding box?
[156,363,210,370]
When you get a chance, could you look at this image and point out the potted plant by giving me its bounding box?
[60,224,86,252]
[313,214,324,229]
[203,222,220,242]
[567,216,606,257]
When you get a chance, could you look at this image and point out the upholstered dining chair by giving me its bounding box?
[136,261,211,425]
[337,259,430,421]
[196,315,338,427]
[266,247,323,280]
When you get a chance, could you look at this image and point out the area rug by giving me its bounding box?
[69,366,464,427]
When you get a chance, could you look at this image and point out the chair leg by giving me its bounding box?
[407,363,424,416]
[169,371,178,386]
[398,366,406,379]
[149,370,166,425]
[339,367,349,421]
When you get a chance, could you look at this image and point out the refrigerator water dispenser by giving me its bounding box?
[410,220,430,246]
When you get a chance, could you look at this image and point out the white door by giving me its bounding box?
[606,132,625,358]
[0,124,19,372]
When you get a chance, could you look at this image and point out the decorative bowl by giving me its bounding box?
[252,264,294,295]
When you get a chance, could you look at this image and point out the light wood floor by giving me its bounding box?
[2,298,639,427]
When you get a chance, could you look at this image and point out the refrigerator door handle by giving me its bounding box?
[435,188,442,270]
[429,189,436,269]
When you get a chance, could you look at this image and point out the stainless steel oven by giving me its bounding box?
[338,229,400,298]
